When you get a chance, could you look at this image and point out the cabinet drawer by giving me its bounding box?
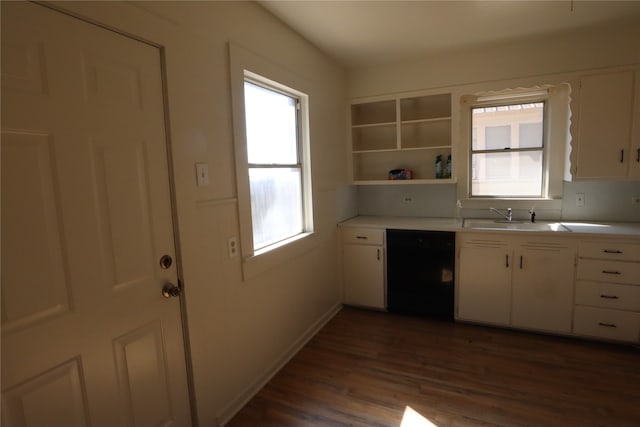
[573,306,640,342]
[342,228,384,245]
[577,259,640,285]
[579,241,640,262]
[575,281,640,311]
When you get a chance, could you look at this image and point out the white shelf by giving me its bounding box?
[352,178,457,185]
[401,117,451,125]
[352,121,397,129]
[349,92,453,184]
[352,145,450,154]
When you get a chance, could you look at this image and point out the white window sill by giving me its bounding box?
[461,198,562,210]
[241,231,317,281]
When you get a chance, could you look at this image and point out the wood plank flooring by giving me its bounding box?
[227,307,640,427]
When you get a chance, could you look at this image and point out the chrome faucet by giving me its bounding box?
[490,207,513,222]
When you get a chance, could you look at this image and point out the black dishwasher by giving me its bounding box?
[386,229,455,319]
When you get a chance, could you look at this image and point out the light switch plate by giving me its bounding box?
[195,163,209,187]
[576,193,585,207]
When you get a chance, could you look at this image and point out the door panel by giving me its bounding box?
[2,358,90,427]
[1,3,191,426]
[1,131,72,332]
[91,138,155,288]
[113,321,174,427]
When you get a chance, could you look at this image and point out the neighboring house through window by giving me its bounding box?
[471,102,545,197]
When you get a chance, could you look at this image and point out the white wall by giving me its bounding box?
[348,21,640,98]
[347,20,640,222]
[50,1,349,425]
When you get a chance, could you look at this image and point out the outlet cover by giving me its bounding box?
[576,193,585,207]
[227,237,238,257]
[402,196,413,204]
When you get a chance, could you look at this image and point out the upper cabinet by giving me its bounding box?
[350,92,454,184]
[573,69,640,180]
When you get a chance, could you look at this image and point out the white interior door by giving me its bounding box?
[1,2,192,426]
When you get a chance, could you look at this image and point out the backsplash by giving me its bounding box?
[356,181,640,222]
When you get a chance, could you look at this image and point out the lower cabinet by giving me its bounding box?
[457,233,576,334]
[573,306,640,342]
[342,228,385,309]
[572,239,640,342]
[511,241,576,333]
[458,239,512,325]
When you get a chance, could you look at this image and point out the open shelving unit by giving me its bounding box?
[350,93,455,184]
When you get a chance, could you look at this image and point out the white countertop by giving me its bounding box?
[339,216,640,238]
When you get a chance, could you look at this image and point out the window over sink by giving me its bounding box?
[471,101,545,197]
[459,84,571,210]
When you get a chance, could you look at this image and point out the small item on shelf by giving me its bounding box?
[445,155,452,178]
[388,169,413,180]
[435,155,443,179]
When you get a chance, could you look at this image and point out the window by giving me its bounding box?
[234,71,313,259]
[243,80,306,251]
[470,102,545,198]
[229,44,317,278]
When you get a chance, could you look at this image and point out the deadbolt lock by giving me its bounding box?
[159,255,173,269]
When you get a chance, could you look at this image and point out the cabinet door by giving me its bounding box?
[629,70,640,179]
[457,246,512,325]
[512,245,575,333]
[343,245,385,309]
[576,71,634,179]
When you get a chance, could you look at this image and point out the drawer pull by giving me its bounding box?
[355,236,368,240]
[603,249,623,254]
[598,322,617,328]
[601,270,621,275]
[599,294,619,299]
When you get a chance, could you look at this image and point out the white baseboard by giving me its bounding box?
[216,303,343,426]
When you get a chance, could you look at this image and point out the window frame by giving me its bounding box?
[229,44,316,280]
[469,100,548,199]
[243,77,307,252]
[457,84,571,213]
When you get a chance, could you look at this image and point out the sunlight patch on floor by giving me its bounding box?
[400,406,438,427]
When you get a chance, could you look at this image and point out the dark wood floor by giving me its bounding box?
[227,307,640,427]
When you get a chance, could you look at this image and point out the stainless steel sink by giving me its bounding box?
[463,219,570,232]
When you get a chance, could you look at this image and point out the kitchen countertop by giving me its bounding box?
[339,216,640,238]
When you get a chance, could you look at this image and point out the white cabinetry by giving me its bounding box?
[457,233,576,333]
[511,240,576,333]
[458,235,512,325]
[350,93,453,184]
[574,70,640,179]
[573,240,640,343]
[342,228,385,309]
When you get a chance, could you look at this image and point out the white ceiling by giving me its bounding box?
[259,0,640,69]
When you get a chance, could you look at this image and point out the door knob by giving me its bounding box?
[162,283,182,298]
